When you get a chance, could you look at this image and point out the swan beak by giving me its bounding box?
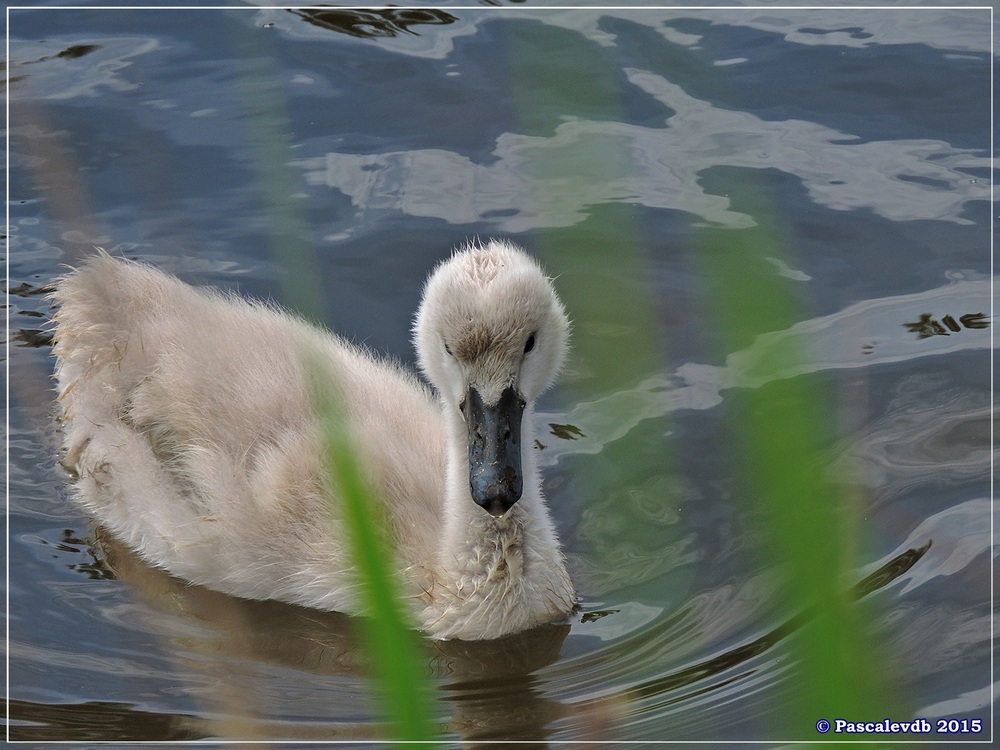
[466,384,525,517]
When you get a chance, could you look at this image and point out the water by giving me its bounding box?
[7,5,992,743]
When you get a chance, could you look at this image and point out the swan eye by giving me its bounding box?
[524,333,536,353]
[444,341,453,357]
[459,398,467,418]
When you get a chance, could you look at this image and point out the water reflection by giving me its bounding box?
[533,277,991,469]
[903,312,988,339]
[8,698,204,742]
[833,373,991,497]
[589,540,930,703]
[289,8,458,39]
[67,529,567,743]
[295,63,988,231]
[10,524,929,742]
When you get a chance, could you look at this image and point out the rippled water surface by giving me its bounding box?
[7,5,993,743]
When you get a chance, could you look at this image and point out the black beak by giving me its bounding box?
[466,384,525,517]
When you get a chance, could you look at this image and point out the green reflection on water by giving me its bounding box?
[695,188,900,736]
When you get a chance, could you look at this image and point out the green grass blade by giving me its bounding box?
[696,213,900,738]
[310,367,439,745]
[227,17,439,742]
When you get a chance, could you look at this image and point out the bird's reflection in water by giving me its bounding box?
[94,527,569,744]
[92,527,931,744]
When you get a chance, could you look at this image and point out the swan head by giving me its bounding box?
[414,239,569,518]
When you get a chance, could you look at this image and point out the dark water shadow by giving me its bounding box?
[288,7,458,39]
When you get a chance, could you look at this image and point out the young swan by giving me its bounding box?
[51,240,575,640]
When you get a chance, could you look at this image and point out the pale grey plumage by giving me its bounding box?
[51,239,575,640]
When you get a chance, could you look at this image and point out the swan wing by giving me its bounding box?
[52,252,445,611]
